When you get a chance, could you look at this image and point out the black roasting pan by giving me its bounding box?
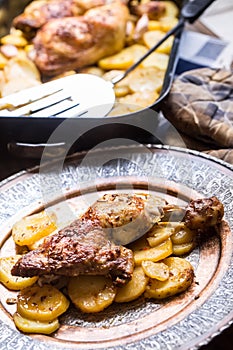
[0,0,183,154]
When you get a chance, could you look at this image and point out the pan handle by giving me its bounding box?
[181,0,216,23]
[7,142,69,159]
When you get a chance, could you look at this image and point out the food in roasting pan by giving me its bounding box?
[0,0,179,115]
[0,192,226,335]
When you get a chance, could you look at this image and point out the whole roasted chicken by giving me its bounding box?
[31,2,129,75]
[13,0,126,36]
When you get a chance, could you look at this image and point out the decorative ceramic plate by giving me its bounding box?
[0,145,233,350]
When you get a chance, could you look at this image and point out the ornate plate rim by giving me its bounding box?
[0,144,233,350]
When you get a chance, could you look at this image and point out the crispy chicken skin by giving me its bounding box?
[184,196,224,230]
[13,0,119,37]
[32,2,129,76]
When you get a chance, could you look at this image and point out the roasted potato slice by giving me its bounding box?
[142,260,169,281]
[144,257,194,299]
[1,56,41,97]
[0,255,38,290]
[171,224,196,245]
[12,211,57,246]
[0,52,8,69]
[159,16,179,32]
[1,33,28,47]
[143,30,174,54]
[172,242,196,256]
[98,44,148,70]
[163,1,179,18]
[68,275,116,313]
[134,238,173,265]
[128,66,165,93]
[141,51,169,71]
[17,284,70,321]
[147,223,175,247]
[13,312,59,334]
[115,266,148,303]
[118,89,159,108]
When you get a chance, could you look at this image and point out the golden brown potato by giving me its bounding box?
[0,255,38,290]
[12,211,57,247]
[144,257,194,299]
[115,266,148,302]
[13,313,59,334]
[134,238,173,265]
[68,275,116,313]
[142,260,169,281]
[17,284,70,321]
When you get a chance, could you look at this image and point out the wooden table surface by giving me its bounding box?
[0,142,232,349]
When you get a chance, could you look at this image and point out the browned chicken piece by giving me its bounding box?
[13,0,129,38]
[184,196,224,230]
[130,1,166,20]
[13,0,116,38]
[11,193,165,284]
[32,2,129,76]
[11,218,134,286]
[12,194,165,285]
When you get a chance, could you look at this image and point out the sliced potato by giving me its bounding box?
[68,275,116,313]
[98,44,148,70]
[78,66,104,77]
[128,66,165,93]
[163,1,179,18]
[142,260,169,281]
[114,85,130,97]
[171,224,196,245]
[12,211,57,246]
[13,313,59,334]
[143,30,174,54]
[159,16,179,32]
[147,224,175,247]
[0,52,8,69]
[172,242,196,256]
[118,89,159,108]
[144,257,194,299]
[0,255,38,290]
[1,34,28,47]
[148,20,161,31]
[98,50,134,70]
[1,56,41,97]
[134,238,173,265]
[115,266,148,303]
[17,284,70,321]
[141,51,169,71]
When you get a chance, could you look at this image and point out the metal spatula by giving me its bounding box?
[0,0,215,119]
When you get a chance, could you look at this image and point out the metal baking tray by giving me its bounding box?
[0,0,183,154]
